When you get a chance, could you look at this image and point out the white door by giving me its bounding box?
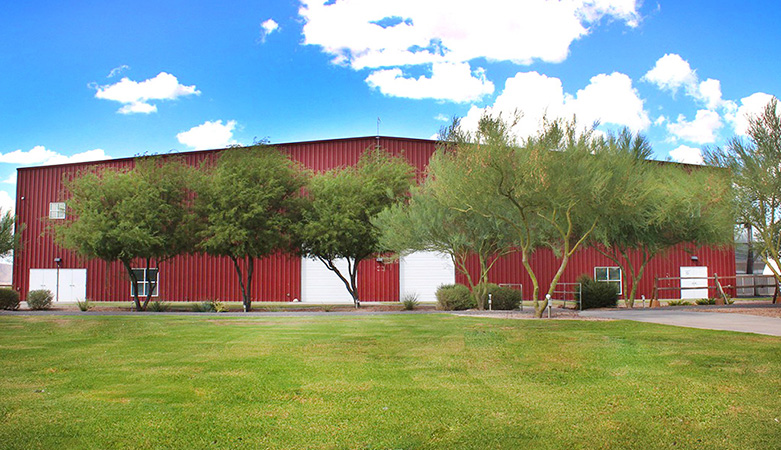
[28,268,87,302]
[300,257,354,303]
[680,266,708,299]
[399,251,455,303]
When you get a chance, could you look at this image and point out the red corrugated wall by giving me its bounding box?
[456,244,736,300]
[13,135,734,303]
[13,137,435,302]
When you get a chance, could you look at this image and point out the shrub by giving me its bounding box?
[148,300,170,312]
[0,288,20,310]
[667,300,693,306]
[76,299,91,311]
[192,301,216,312]
[695,298,715,305]
[191,300,227,313]
[477,283,522,310]
[27,290,53,310]
[401,293,419,310]
[576,275,618,309]
[435,284,474,310]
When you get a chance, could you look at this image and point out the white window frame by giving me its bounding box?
[130,268,159,298]
[49,202,66,220]
[594,266,622,295]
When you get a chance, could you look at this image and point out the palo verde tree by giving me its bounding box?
[374,181,515,310]
[593,140,733,306]
[196,145,305,312]
[705,97,781,303]
[431,114,631,317]
[55,157,198,311]
[299,147,414,307]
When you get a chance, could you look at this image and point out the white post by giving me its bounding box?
[488,293,492,311]
[546,294,552,318]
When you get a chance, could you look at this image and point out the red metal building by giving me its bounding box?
[13,136,735,303]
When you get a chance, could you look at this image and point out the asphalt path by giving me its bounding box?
[580,307,781,336]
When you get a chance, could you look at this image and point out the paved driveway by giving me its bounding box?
[580,308,781,337]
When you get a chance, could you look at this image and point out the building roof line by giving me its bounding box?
[16,135,439,172]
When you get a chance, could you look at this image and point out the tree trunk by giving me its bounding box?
[520,249,541,317]
[231,256,254,312]
[245,257,254,312]
[142,257,154,311]
[122,260,143,311]
[320,257,361,308]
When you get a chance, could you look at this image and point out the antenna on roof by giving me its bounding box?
[376,117,381,149]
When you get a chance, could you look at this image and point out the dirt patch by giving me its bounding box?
[454,309,614,321]
[693,307,781,319]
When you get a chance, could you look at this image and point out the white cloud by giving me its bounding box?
[177,120,238,150]
[725,92,777,136]
[0,145,60,164]
[642,53,697,94]
[299,0,640,70]
[43,149,112,166]
[669,145,703,165]
[93,72,200,114]
[365,62,494,102]
[461,70,649,139]
[260,19,280,42]
[567,72,650,132]
[2,173,16,185]
[107,65,130,78]
[0,146,111,166]
[666,110,723,144]
[697,78,723,110]
[435,114,450,122]
[654,115,666,126]
[0,191,14,215]
[643,54,727,109]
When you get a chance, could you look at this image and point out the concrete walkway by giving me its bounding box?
[579,308,781,337]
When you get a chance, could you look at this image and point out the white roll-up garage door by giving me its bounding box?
[300,257,354,303]
[399,251,455,303]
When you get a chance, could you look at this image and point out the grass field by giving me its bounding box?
[0,314,779,449]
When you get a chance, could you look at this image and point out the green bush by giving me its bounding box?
[401,293,419,310]
[148,300,170,312]
[76,299,91,311]
[435,284,474,310]
[667,300,693,306]
[191,300,227,312]
[27,290,53,310]
[576,275,618,309]
[478,283,522,310]
[0,288,20,310]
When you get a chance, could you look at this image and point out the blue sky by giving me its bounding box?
[1,0,780,213]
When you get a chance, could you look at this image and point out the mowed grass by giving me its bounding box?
[0,315,779,449]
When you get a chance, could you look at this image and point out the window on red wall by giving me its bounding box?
[594,266,622,295]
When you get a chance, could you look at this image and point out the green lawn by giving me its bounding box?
[0,314,779,449]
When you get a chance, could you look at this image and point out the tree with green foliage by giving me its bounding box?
[55,157,198,311]
[431,114,638,317]
[705,97,781,303]
[593,158,733,306]
[0,209,20,260]
[196,146,305,312]
[299,147,414,307]
[374,181,515,310]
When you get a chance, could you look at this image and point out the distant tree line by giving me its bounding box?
[49,106,778,313]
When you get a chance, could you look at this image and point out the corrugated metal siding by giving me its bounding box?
[456,244,736,300]
[13,137,436,302]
